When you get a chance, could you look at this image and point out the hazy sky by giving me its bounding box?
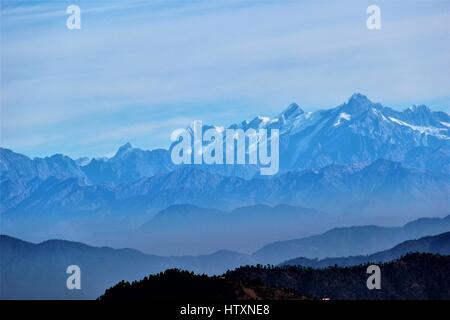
[1,0,449,158]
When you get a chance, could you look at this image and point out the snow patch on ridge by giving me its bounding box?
[334,112,352,126]
[389,117,449,139]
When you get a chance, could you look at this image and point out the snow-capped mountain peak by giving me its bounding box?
[340,93,378,115]
[348,92,371,104]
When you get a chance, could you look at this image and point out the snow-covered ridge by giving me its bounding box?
[179,95,449,159]
[388,117,449,139]
[221,93,449,141]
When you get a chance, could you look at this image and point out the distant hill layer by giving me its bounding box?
[0,235,252,299]
[2,228,450,299]
[254,215,450,263]
[281,231,450,267]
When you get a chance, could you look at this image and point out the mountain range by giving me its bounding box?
[2,93,448,183]
[2,158,448,245]
[1,93,449,248]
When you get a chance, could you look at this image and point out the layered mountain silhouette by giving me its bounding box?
[101,208,450,256]
[255,215,450,263]
[106,204,327,254]
[1,218,449,299]
[2,159,448,244]
[0,234,253,299]
[4,158,446,214]
[281,231,450,267]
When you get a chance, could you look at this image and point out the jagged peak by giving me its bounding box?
[407,104,431,113]
[340,93,375,114]
[113,142,134,159]
[348,93,372,104]
[119,142,133,150]
[279,102,304,120]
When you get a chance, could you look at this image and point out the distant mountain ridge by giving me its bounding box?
[281,231,450,268]
[2,230,449,300]
[2,160,449,245]
[254,215,450,263]
[2,158,448,215]
[2,159,448,245]
[103,204,326,255]
[82,144,175,185]
[0,234,253,299]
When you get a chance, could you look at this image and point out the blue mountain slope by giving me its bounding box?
[281,232,450,268]
[0,234,253,299]
[2,160,448,245]
[82,143,175,184]
[255,215,450,263]
[5,159,447,215]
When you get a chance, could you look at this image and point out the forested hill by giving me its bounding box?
[100,253,450,300]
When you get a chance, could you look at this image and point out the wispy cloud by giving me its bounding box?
[79,117,192,145]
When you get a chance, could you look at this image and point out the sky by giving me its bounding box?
[1,0,449,158]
